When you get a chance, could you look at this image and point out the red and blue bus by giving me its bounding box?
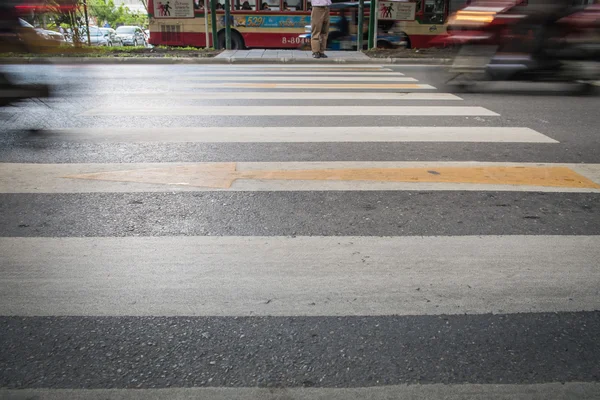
[147,0,454,49]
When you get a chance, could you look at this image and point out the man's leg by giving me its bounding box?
[320,10,330,55]
[311,7,325,55]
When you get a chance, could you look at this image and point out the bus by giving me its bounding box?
[147,0,454,49]
[387,0,450,48]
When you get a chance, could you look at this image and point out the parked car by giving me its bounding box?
[9,18,63,53]
[18,18,38,33]
[100,27,122,46]
[77,26,111,46]
[18,18,46,40]
[115,26,146,47]
[35,28,69,45]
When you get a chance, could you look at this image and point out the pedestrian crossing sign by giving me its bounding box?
[378,1,416,21]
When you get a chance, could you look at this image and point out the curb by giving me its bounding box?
[0,56,452,65]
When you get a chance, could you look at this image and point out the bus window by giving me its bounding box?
[423,0,445,23]
[261,0,279,10]
[235,0,256,10]
[282,0,303,11]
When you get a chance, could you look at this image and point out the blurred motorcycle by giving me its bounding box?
[0,0,53,108]
[442,0,600,93]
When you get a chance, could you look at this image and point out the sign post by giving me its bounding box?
[357,0,364,51]
[373,0,377,48]
[367,0,376,49]
[224,0,231,49]
[204,7,210,49]
[378,1,416,21]
[210,0,218,49]
[154,0,195,18]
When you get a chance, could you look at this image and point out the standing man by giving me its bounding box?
[310,0,331,58]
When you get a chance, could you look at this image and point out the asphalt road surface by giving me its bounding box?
[1,63,599,400]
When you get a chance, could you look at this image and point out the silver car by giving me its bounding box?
[100,28,122,46]
[78,27,111,46]
[115,26,146,47]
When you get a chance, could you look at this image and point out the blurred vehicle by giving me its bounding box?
[115,26,146,46]
[443,0,600,92]
[0,74,51,108]
[0,14,63,53]
[17,18,51,45]
[35,28,69,44]
[77,26,112,46]
[100,27,122,46]
[0,2,52,108]
[18,17,39,35]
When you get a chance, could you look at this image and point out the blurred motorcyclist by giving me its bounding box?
[0,0,51,106]
[0,0,29,52]
[0,0,25,89]
[512,0,576,68]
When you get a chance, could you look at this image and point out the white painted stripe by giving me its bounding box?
[85,92,462,100]
[55,64,390,70]
[62,70,400,77]
[209,66,391,70]
[192,83,437,89]
[82,106,497,116]
[382,64,448,68]
[3,162,599,194]
[1,383,599,400]
[1,236,599,317]
[180,71,406,76]
[178,76,418,82]
[37,127,554,143]
[195,64,389,68]
[62,64,389,68]
[70,68,396,75]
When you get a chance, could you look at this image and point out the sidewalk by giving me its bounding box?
[216,49,370,61]
[0,49,451,65]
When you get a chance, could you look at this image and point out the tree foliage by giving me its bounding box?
[88,0,148,28]
[27,0,85,44]
[20,0,147,46]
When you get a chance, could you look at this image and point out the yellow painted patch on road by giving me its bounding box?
[65,164,600,190]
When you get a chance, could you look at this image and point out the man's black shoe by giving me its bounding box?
[320,53,328,58]
[312,52,321,58]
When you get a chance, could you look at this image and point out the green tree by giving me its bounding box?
[37,0,84,45]
[87,0,148,28]
[89,0,117,26]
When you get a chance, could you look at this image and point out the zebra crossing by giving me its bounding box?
[1,64,599,399]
